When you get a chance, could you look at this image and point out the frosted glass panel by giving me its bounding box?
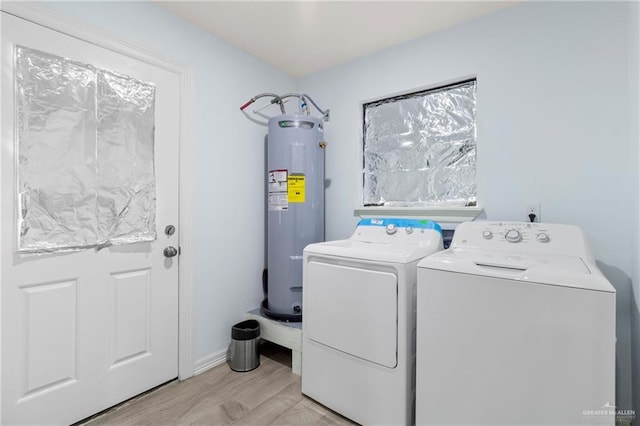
[15,46,156,253]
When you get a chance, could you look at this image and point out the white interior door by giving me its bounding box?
[1,12,180,425]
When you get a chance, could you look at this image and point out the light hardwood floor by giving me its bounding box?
[83,342,357,425]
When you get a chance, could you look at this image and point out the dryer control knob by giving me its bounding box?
[505,229,522,243]
[386,223,397,235]
[536,232,550,243]
[405,226,414,234]
[482,230,493,239]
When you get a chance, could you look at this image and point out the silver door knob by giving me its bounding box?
[164,246,178,258]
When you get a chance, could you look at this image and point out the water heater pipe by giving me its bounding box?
[240,92,328,120]
[240,92,285,114]
[300,94,329,120]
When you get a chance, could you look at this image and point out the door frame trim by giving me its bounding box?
[0,1,196,380]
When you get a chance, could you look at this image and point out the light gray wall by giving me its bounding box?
[36,1,639,411]
[41,1,296,365]
[297,1,636,411]
[631,0,640,418]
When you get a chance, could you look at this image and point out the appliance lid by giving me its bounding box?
[305,217,444,263]
[304,238,442,263]
[418,247,615,293]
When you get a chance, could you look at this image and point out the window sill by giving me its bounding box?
[353,206,483,225]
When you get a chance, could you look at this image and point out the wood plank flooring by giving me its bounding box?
[84,342,357,425]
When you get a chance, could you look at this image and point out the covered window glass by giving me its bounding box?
[363,79,477,207]
[16,46,156,253]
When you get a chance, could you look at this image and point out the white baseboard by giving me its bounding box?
[193,349,227,376]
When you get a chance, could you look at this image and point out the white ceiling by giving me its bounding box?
[156,1,516,77]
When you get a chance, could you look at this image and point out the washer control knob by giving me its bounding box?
[536,232,550,243]
[482,230,493,240]
[505,229,522,243]
[405,226,414,235]
[386,223,397,235]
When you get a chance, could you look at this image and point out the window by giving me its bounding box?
[16,46,156,253]
[362,79,477,208]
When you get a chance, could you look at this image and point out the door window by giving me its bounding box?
[16,46,156,253]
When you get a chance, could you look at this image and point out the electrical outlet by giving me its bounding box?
[526,203,541,223]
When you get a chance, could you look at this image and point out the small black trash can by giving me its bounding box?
[228,319,260,372]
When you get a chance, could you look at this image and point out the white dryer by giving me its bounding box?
[302,218,444,425]
[416,221,616,426]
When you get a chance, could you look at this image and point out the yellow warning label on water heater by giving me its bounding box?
[287,175,305,203]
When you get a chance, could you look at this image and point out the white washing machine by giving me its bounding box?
[302,218,444,425]
[416,221,616,426]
